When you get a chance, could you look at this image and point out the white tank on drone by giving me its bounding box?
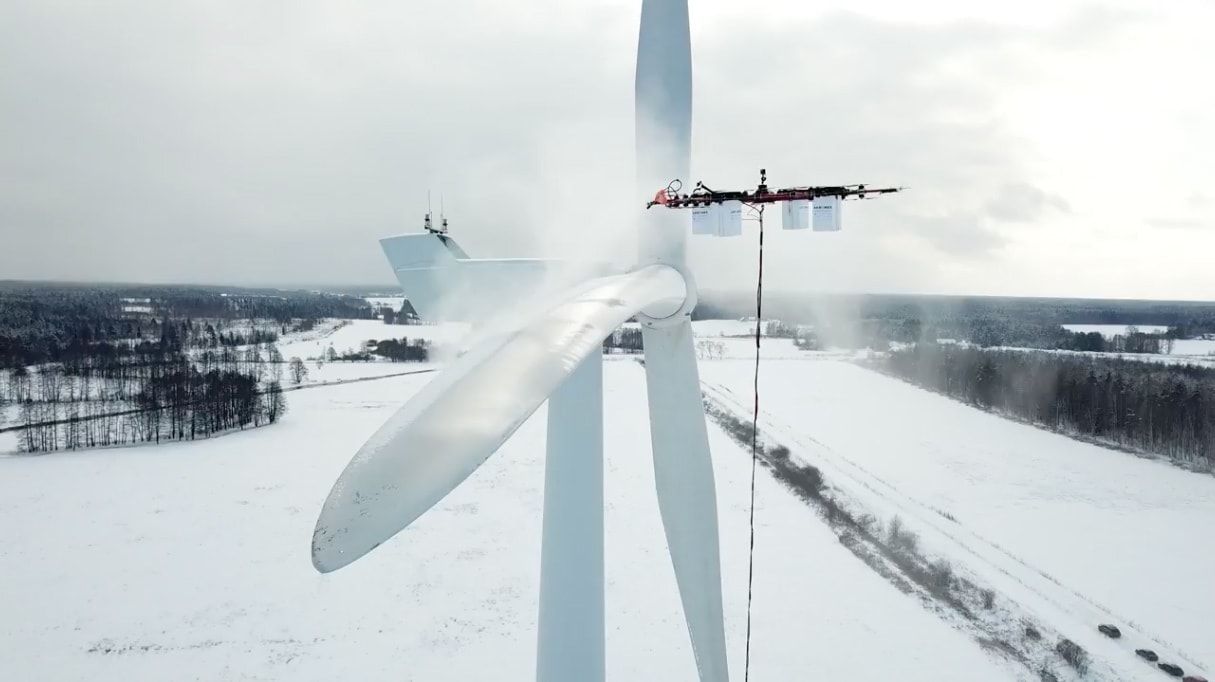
[716,200,743,236]
[781,199,811,230]
[690,201,743,237]
[691,204,714,235]
[812,195,842,231]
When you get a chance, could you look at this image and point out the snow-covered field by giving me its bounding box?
[1168,337,1215,357]
[3,319,1212,681]
[700,358,1215,679]
[0,353,1019,682]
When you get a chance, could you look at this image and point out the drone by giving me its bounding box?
[647,169,903,235]
[647,168,903,209]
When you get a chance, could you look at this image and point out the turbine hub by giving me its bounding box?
[635,263,697,328]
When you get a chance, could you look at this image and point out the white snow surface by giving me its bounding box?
[4,318,1213,681]
[0,356,1020,681]
[700,358,1215,678]
[1168,337,1215,357]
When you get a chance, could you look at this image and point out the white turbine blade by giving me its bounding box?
[635,0,691,182]
[312,264,686,573]
[537,352,605,682]
[641,318,729,682]
[635,0,693,267]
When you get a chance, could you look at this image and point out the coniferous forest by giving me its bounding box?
[696,291,1215,351]
[871,344,1215,469]
[0,281,375,369]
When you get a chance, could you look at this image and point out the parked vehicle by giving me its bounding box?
[1158,663,1184,677]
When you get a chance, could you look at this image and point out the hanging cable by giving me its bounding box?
[742,203,764,682]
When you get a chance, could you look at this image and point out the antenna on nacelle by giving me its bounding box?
[423,190,433,233]
[423,190,448,235]
[647,168,904,236]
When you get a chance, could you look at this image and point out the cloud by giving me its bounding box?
[1145,217,1207,230]
[985,182,1071,223]
[0,0,1183,297]
[901,212,1006,256]
[0,0,635,285]
[683,7,1137,293]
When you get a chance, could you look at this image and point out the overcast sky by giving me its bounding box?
[2,0,1212,299]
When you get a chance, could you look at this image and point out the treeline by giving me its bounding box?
[794,316,1174,355]
[871,344,1215,468]
[310,336,433,364]
[603,322,791,356]
[0,316,283,369]
[698,290,1215,332]
[930,318,1172,354]
[604,328,643,353]
[1164,320,1215,339]
[1057,329,1172,354]
[695,290,1215,351]
[378,301,420,325]
[2,344,286,453]
[0,281,376,321]
[0,283,373,369]
[371,338,429,362]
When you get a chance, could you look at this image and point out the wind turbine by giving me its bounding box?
[312,0,902,679]
[311,0,728,680]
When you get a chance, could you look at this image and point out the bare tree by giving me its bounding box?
[289,357,308,385]
[9,366,30,404]
[263,381,286,423]
[267,343,284,386]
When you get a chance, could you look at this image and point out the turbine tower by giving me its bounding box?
[311,1,729,680]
